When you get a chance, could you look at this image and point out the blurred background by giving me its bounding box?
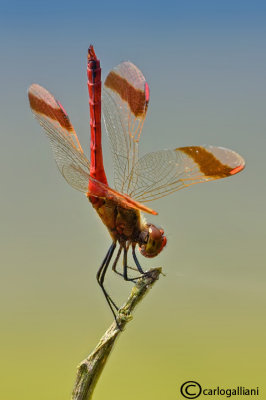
[0,1,265,399]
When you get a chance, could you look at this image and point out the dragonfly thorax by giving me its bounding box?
[90,197,166,257]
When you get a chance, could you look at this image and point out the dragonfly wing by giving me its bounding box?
[28,84,156,215]
[28,84,90,192]
[102,61,149,194]
[128,145,245,202]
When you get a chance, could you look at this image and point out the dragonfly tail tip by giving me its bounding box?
[88,45,97,61]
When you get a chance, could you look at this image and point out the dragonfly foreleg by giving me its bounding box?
[96,242,119,319]
[122,245,151,282]
[132,245,145,274]
[122,247,141,282]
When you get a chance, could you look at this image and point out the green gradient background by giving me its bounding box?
[1,1,265,399]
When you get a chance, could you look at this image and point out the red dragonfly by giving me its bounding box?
[28,45,245,319]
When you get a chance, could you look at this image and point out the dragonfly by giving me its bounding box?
[28,45,245,319]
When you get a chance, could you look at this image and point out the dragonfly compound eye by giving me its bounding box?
[139,224,167,258]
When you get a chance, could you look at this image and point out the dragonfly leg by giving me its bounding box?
[123,245,151,282]
[112,245,123,277]
[122,247,140,282]
[112,244,139,277]
[96,242,119,320]
[112,244,146,282]
[132,245,145,274]
[123,247,131,281]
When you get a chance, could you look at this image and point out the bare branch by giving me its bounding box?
[72,267,162,400]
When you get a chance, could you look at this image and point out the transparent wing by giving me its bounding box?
[28,83,90,192]
[102,61,149,194]
[127,145,245,202]
[28,83,157,215]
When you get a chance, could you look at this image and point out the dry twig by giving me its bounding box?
[72,267,162,400]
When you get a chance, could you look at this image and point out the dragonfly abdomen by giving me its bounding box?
[87,45,108,191]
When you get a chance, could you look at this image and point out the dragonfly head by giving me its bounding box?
[139,224,167,258]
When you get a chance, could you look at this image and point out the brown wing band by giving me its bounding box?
[28,92,73,131]
[179,146,235,177]
[105,71,148,117]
